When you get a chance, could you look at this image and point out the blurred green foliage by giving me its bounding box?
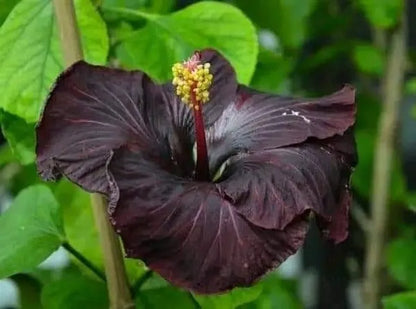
[0,0,415,308]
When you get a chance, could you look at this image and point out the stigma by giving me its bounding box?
[172,52,213,109]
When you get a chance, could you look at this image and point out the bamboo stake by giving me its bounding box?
[52,1,134,308]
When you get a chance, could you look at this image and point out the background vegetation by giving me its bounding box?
[0,0,415,308]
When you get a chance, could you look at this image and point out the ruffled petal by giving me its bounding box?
[107,146,309,293]
[207,85,355,171]
[36,61,173,193]
[218,132,356,243]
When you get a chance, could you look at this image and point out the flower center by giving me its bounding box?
[172,52,213,181]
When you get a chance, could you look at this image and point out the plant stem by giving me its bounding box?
[52,0,83,65]
[62,242,106,281]
[91,194,134,309]
[53,1,134,308]
[363,13,407,309]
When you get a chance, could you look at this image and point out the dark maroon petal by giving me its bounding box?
[218,133,356,243]
[127,49,239,176]
[199,49,238,127]
[108,146,309,293]
[207,85,355,169]
[36,61,170,194]
[141,81,195,177]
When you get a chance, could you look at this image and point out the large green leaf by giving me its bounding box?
[194,285,262,309]
[41,272,108,309]
[0,0,19,25]
[0,0,109,123]
[383,292,416,309]
[0,185,64,278]
[0,112,36,165]
[357,0,403,29]
[387,239,416,290]
[113,1,258,84]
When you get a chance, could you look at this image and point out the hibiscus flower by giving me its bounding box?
[36,49,357,294]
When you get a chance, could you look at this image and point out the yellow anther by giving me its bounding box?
[171,53,213,108]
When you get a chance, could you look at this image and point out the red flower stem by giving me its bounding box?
[191,90,210,181]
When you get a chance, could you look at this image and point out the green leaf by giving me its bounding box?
[194,285,262,309]
[0,111,35,165]
[353,43,385,75]
[239,274,302,309]
[41,273,108,309]
[387,239,416,289]
[383,292,416,309]
[113,1,258,84]
[102,0,174,14]
[0,185,64,278]
[357,0,403,29]
[136,286,195,309]
[0,0,109,123]
[0,0,19,25]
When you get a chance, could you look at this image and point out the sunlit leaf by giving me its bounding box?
[0,185,64,278]
[0,0,109,123]
[102,0,174,13]
[0,0,19,25]
[113,1,258,84]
